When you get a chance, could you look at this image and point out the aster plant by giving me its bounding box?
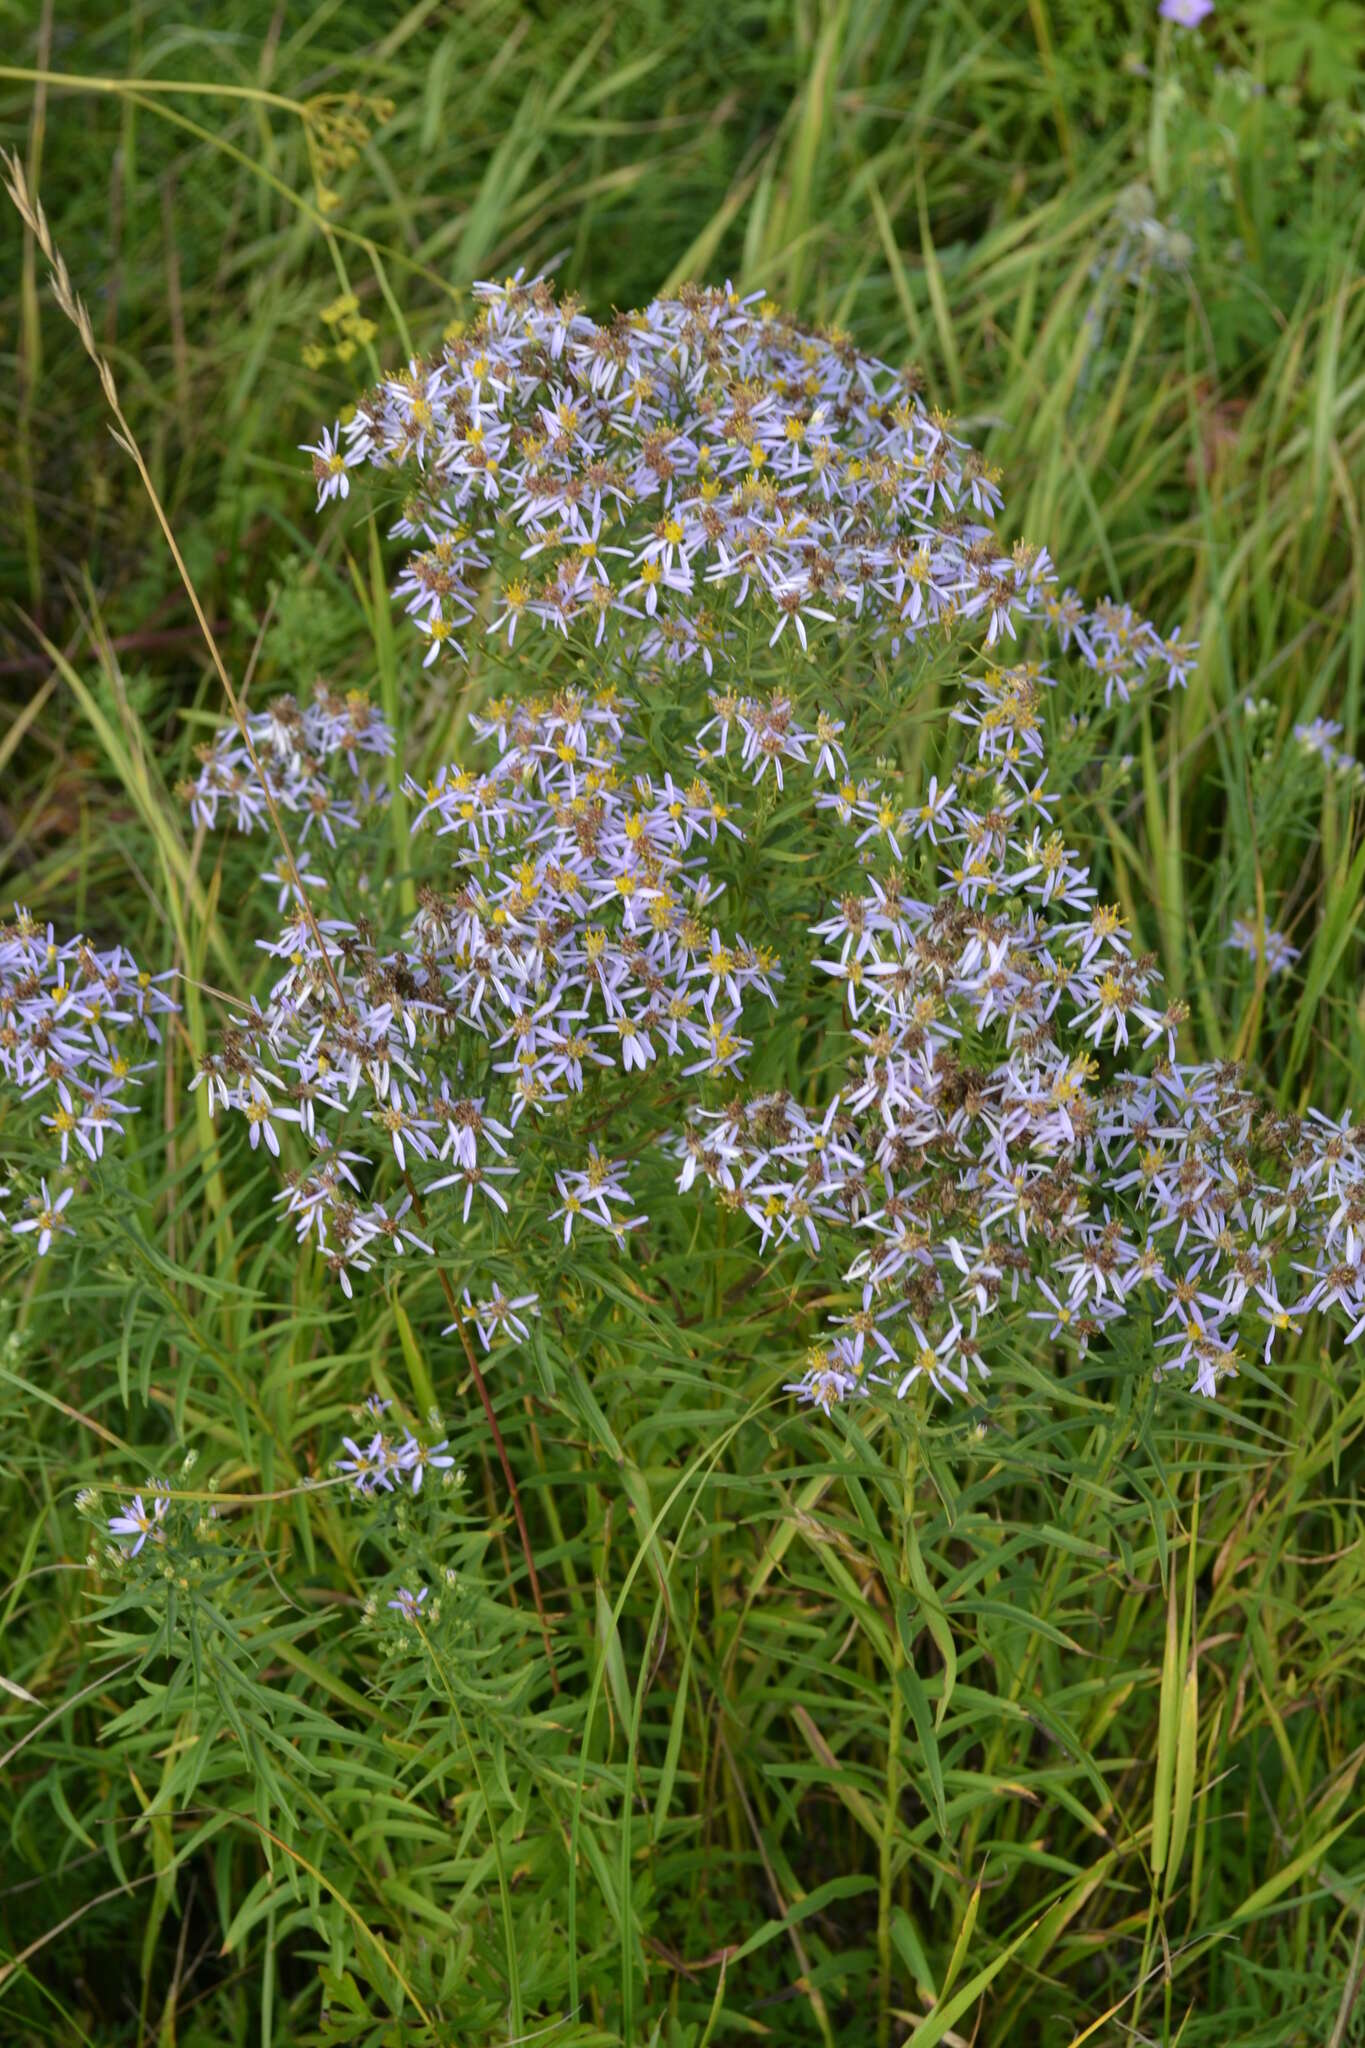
[180,274,1364,1432]
[4,92,1364,2047]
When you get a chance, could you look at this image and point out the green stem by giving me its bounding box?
[878,1417,918,2048]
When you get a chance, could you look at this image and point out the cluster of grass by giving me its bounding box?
[2,3,1364,2043]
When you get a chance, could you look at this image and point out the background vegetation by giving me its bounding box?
[2,1,1364,2042]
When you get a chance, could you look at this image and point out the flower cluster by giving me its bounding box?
[315,274,1047,674]
[336,1399,458,1497]
[183,687,393,856]
[1226,914,1299,977]
[678,642,1365,1409]
[690,689,847,788]
[185,271,1360,1416]
[190,680,777,1296]
[0,909,177,1252]
[1293,717,1365,794]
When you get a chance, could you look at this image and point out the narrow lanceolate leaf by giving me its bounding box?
[906,1519,957,1725]
[899,1662,949,1841]
[1151,1582,1181,1879]
[594,1579,632,1736]
[1164,1654,1199,1899]
[935,1865,985,2009]
[1230,1815,1359,1927]
[906,1915,1044,2048]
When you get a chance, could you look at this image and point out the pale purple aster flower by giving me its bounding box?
[11,1180,74,1256]
[387,1585,428,1623]
[337,1433,398,1495]
[396,1435,455,1494]
[108,1491,168,1556]
[300,422,357,505]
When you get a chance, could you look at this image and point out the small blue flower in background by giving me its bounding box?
[1160,0,1214,23]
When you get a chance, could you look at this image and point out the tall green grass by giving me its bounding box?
[2,3,1363,2043]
